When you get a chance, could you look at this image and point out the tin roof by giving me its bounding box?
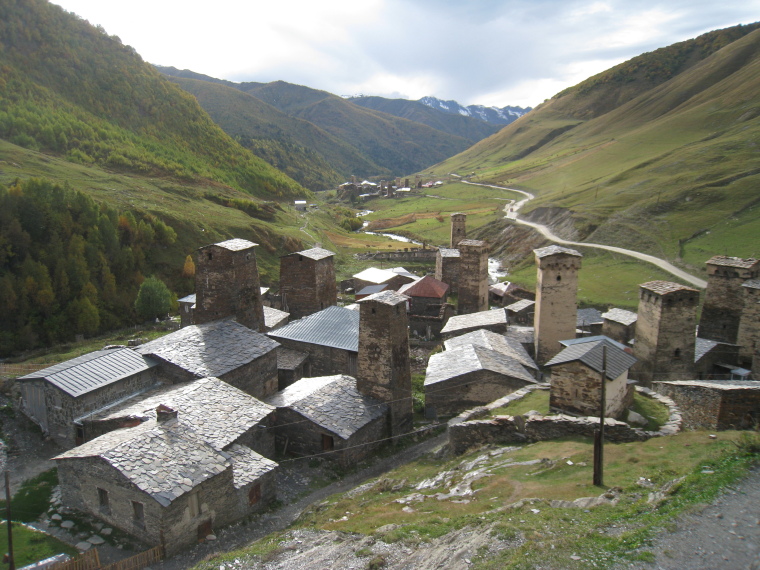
[545,337,637,380]
[353,267,397,284]
[267,305,360,352]
[18,348,158,398]
[356,284,388,296]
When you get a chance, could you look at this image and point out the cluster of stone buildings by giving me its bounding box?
[15,212,760,555]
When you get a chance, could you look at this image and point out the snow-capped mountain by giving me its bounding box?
[418,96,531,126]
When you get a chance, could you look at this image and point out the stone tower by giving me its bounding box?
[457,239,489,315]
[357,290,413,439]
[194,238,265,332]
[699,256,760,343]
[632,281,699,385]
[435,248,460,294]
[737,279,760,367]
[279,247,337,320]
[450,213,466,248]
[533,246,582,365]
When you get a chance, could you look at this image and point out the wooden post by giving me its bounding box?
[593,344,607,487]
[5,471,14,570]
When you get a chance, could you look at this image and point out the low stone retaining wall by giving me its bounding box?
[447,384,682,455]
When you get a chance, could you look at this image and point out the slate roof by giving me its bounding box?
[695,337,720,363]
[83,377,274,451]
[602,308,638,326]
[440,309,508,335]
[534,245,582,258]
[640,281,698,295]
[267,306,359,352]
[277,347,309,371]
[213,238,257,251]
[178,294,196,304]
[444,329,537,371]
[655,380,760,391]
[353,267,396,284]
[267,375,387,440]
[226,443,278,489]
[706,256,759,269]
[577,308,603,327]
[742,279,760,290]
[397,275,448,299]
[136,319,279,378]
[18,348,158,398]
[263,306,289,330]
[438,248,460,258]
[489,282,516,296]
[545,337,637,380]
[359,290,408,307]
[505,326,534,345]
[425,344,537,387]
[458,239,486,248]
[290,247,335,261]
[55,419,230,507]
[505,299,535,312]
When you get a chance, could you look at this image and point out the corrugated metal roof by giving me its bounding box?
[353,267,396,284]
[267,305,360,352]
[356,284,388,296]
[19,348,158,398]
[545,338,637,380]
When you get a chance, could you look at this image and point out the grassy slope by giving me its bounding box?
[425,25,760,274]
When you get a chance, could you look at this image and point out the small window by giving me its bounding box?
[322,434,334,451]
[556,274,562,281]
[673,348,681,360]
[97,488,110,514]
[188,492,200,518]
[206,252,213,261]
[132,501,145,528]
[248,483,261,506]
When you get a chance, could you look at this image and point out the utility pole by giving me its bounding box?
[5,471,14,570]
[593,344,607,487]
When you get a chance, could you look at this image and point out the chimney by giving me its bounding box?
[156,404,178,424]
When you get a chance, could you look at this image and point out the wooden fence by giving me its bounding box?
[49,545,163,570]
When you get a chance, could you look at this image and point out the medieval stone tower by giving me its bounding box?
[632,281,699,385]
[533,246,582,365]
[357,290,413,439]
[194,238,265,332]
[737,279,760,367]
[457,239,489,315]
[699,256,760,343]
[279,247,337,320]
[450,213,467,248]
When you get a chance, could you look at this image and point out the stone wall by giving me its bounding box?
[447,385,682,455]
[737,283,760,367]
[280,255,336,320]
[272,337,357,377]
[219,350,278,400]
[425,371,535,418]
[436,252,460,294]
[602,320,635,345]
[354,249,438,262]
[549,361,630,419]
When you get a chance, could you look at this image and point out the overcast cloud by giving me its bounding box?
[53,0,760,108]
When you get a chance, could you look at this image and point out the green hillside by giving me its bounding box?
[427,24,760,271]
[347,95,500,143]
[163,76,385,187]
[244,82,476,175]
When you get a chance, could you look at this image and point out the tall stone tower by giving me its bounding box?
[457,239,489,315]
[194,238,265,332]
[279,247,337,320]
[533,246,582,365]
[435,248,460,294]
[357,290,412,439]
[632,281,699,385]
[450,213,466,248]
[699,256,760,343]
[737,279,760,367]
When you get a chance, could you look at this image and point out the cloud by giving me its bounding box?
[53,0,760,107]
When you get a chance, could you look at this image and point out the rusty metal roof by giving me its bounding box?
[397,275,449,299]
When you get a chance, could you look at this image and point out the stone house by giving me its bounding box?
[694,338,743,380]
[601,308,637,345]
[279,248,337,320]
[178,294,196,328]
[653,380,760,430]
[267,306,360,378]
[266,375,387,467]
[398,275,449,314]
[135,319,280,400]
[444,329,539,378]
[489,281,517,306]
[425,343,538,417]
[176,288,278,330]
[576,308,603,337]
[505,299,535,325]
[544,336,637,419]
[17,348,162,448]
[435,247,460,294]
[440,308,508,339]
[54,406,277,556]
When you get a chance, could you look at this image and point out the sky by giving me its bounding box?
[53,0,760,109]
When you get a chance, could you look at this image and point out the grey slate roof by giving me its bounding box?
[743,279,760,290]
[267,306,359,352]
[267,375,386,440]
[640,281,698,295]
[706,256,759,269]
[425,344,537,387]
[438,248,460,258]
[534,245,582,258]
[505,326,534,345]
[602,308,637,326]
[655,380,760,391]
[136,319,279,378]
[359,290,408,306]
[695,337,720,363]
[178,294,196,304]
[84,377,274,451]
[545,337,637,380]
[226,443,277,489]
[213,238,257,251]
[560,335,629,351]
[264,306,289,330]
[277,347,309,370]
[56,419,230,507]
[440,309,508,335]
[577,308,603,327]
[18,348,158,398]
[505,299,534,312]
[444,329,537,371]
[292,247,335,261]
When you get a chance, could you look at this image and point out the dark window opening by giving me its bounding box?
[132,501,145,528]
[206,252,213,261]
[556,274,562,281]
[98,488,110,514]
[248,483,261,506]
[76,426,85,446]
[322,434,334,451]
[674,348,681,359]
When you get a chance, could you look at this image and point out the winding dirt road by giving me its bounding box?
[462,180,707,289]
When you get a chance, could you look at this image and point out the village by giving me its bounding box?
[9,212,760,565]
